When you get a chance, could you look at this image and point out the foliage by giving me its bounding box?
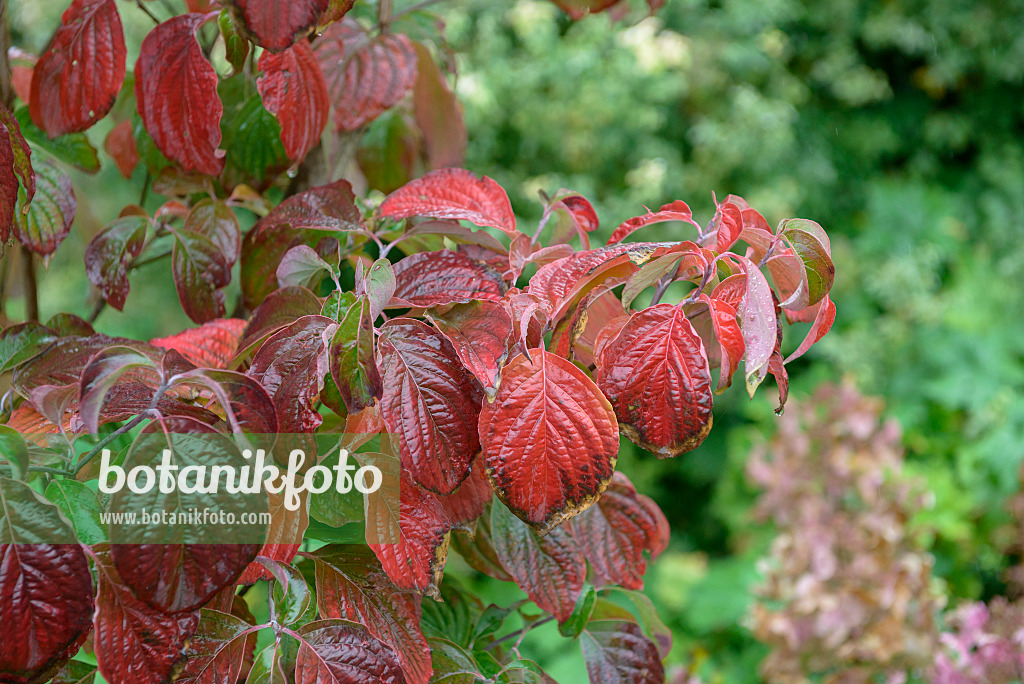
[0,1,839,683]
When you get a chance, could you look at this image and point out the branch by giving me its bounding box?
[21,246,38,321]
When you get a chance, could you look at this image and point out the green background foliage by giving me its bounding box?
[7,0,1024,680]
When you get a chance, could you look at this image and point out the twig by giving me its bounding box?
[391,0,449,22]
[134,0,160,24]
[21,246,38,321]
[484,615,555,651]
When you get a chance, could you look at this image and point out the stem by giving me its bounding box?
[378,0,394,29]
[139,172,152,208]
[130,249,172,270]
[0,0,14,109]
[650,273,672,306]
[134,0,160,24]
[87,297,106,325]
[757,236,781,269]
[484,615,555,651]
[391,0,449,21]
[21,246,37,321]
[74,379,167,476]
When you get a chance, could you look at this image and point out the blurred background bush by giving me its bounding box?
[7,0,1024,680]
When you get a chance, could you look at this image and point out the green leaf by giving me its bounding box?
[44,479,107,545]
[0,427,29,481]
[15,157,76,256]
[0,476,78,544]
[0,322,57,375]
[265,560,318,628]
[427,637,481,684]
[132,112,170,176]
[558,584,597,638]
[219,74,289,185]
[782,224,835,306]
[218,10,250,76]
[15,107,100,173]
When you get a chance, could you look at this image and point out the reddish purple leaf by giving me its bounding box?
[171,199,240,324]
[580,617,664,684]
[84,213,148,311]
[722,255,777,395]
[224,0,350,53]
[135,13,224,175]
[240,180,362,308]
[549,0,620,20]
[0,537,93,683]
[479,350,618,532]
[784,294,836,363]
[16,157,75,256]
[312,545,432,684]
[606,201,701,245]
[379,168,517,235]
[294,620,407,684]
[248,315,336,434]
[429,300,513,398]
[29,0,125,137]
[111,544,259,614]
[411,41,466,170]
[391,249,507,308]
[151,318,247,369]
[571,472,669,590]
[597,303,713,457]
[238,489,309,584]
[258,41,329,162]
[314,20,417,131]
[178,609,258,684]
[1,103,34,242]
[437,456,493,530]
[489,502,586,623]
[237,286,323,357]
[78,344,160,433]
[92,546,200,684]
[378,318,481,495]
[328,294,382,414]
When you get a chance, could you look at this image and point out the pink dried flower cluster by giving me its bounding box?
[933,598,1024,683]
[747,383,943,684]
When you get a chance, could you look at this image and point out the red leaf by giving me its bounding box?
[314,21,417,131]
[549,0,620,20]
[379,168,517,235]
[312,545,432,684]
[8,47,36,105]
[178,609,258,684]
[712,199,743,252]
[16,158,75,256]
[489,502,585,623]
[29,0,126,136]
[135,13,225,175]
[92,546,200,684]
[411,41,466,169]
[570,472,668,590]
[294,620,407,684]
[429,300,513,399]
[224,0,349,53]
[698,294,745,392]
[378,318,481,494]
[238,285,323,356]
[437,456,493,530]
[580,617,665,683]
[391,249,507,307]
[84,213,148,311]
[784,294,836,364]
[597,303,713,457]
[1,104,34,242]
[111,544,259,614]
[606,201,701,244]
[151,318,246,369]
[479,349,618,532]
[366,463,451,597]
[257,41,329,162]
[248,315,336,434]
[104,119,138,178]
[723,256,778,395]
[171,199,240,323]
[0,540,94,682]
[240,180,362,308]
[527,243,633,314]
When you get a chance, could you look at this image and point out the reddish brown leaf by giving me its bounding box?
[479,349,618,532]
[314,20,417,131]
[429,300,513,398]
[294,620,407,684]
[171,199,240,323]
[240,180,362,308]
[549,0,620,20]
[151,318,246,369]
[111,543,259,614]
[571,472,668,590]
[489,502,585,623]
[84,213,148,311]
[29,0,126,137]
[11,334,151,396]
[1,104,34,242]
[224,0,347,53]
[697,294,744,392]
[597,303,713,457]
[178,609,258,684]
[378,319,481,495]
[391,249,507,308]
[238,286,323,356]
[366,464,451,597]
[411,41,466,169]
[379,168,517,235]
[8,47,36,104]
[580,617,664,684]
[436,456,493,530]
[15,158,75,256]
[784,294,836,363]
[92,546,200,684]
[104,119,138,178]
[135,13,224,175]
[0,540,94,683]
[247,315,336,435]
[238,490,309,584]
[257,41,329,162]
[312,545,432,684]
[606,201,701,244]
